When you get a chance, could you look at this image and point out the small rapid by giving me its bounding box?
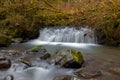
[0,27,120,80]
[38,27,96,43]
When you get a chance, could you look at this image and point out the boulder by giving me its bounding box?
[55,49,84,68]
[0,56,11,69]
[0,34,11,47]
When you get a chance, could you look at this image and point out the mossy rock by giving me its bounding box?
[29,45,43,52]
[71,49,84,65]
[0,34,11,47]
[55,49,84,68]
[29,45,47,54]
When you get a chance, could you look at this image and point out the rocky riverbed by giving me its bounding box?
[0,42,120,80]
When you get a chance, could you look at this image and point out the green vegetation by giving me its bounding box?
[0,0,120,45]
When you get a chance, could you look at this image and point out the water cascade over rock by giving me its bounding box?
[38,27,96,43]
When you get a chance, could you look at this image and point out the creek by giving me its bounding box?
[0,27,120,80]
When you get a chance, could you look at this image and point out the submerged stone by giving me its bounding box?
[74,68,102,79]
[54,75,72,80]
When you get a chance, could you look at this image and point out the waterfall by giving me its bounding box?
[38,27,96,43]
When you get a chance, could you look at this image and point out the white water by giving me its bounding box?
[1,40,120,80]
[11,27,98,80]
[28,39,99,54]
[39,27,96,43]
[1,27,120,80]
[12,67,72,80]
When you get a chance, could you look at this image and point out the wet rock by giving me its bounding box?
[3,75,14,80]
[0,50,21,56]
[40,52,51,60]
[54,75,72,80]
[74,68,102,79]
[0,56,11,69]
[108,67,120,75]
[55,49,84,68]
[11,38,23,43]
[19,57,32,67]
[28,45,47,54]
[0,34,11,47]
[62,59,83,68]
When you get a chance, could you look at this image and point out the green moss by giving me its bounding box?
[30,45,43,52]
[71,50,84,64]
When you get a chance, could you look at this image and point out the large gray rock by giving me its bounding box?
[55,49,84,68]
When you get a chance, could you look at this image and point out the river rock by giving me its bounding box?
[53,75,72,80]
[62,59,83,68]
[28,45,47,54]
[0,56,11,69]
[0,34,11,47]
[19,57,32,67]
[108,67,120,75]
[74,68,102,79]
[55,49,84,68]
[40,52,51,60]
[3,75,14,80]
[11,38,23,43]
[0,50,21,56]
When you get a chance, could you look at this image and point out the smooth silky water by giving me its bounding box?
[0,27,120,80]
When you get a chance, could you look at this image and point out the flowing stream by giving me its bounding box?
[0,27,120,80]
[39,27,96,43]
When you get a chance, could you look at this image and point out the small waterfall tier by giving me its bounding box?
[38,27,96,43]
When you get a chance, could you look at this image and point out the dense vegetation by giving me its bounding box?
[0,0,120,46]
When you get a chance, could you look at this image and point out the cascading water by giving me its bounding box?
[1,26,120,80]
[38,27,96,43]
